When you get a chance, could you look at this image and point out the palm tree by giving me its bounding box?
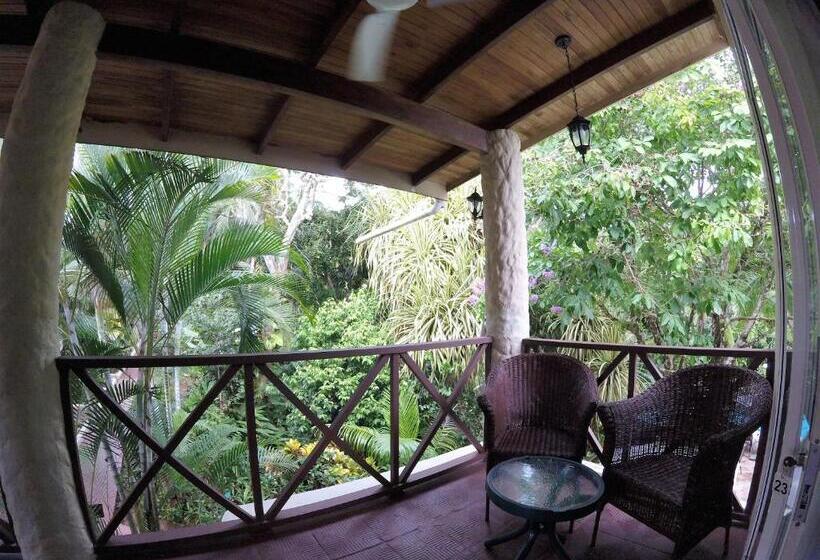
[63,148,307,530]
[65,148,304,356]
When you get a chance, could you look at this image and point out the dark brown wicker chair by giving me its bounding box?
[478,353,598,521]
[591,364,772,558]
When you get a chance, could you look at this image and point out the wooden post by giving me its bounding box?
[0,3,103,558]
[389,354,400,487]
[243,365,264,521]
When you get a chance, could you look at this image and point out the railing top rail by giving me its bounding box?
[523,338,774,359]
[56,337,492,369]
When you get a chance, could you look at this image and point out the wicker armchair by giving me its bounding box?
[591,364,772,558]
[478,353,598,521]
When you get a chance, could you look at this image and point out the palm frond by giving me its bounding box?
[165,223,287,323]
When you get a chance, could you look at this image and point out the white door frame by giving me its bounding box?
[720,1,819,559]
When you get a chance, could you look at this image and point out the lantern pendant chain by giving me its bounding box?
[564,45,580,118]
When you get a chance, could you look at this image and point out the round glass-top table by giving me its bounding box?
[484,456,604,560]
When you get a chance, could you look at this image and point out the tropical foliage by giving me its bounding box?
[282,289,388,437]
[525,53,774,356]
[62,148,308,531]
[293,197,368,304]
[340,390,460,468]
[356,192,484,382]
[62,148,305,358]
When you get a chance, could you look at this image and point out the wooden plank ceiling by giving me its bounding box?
[0,0,726,199]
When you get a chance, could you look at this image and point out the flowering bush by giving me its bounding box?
[283,438,368,489]
[527,242,564,320]
[465,277,485,308]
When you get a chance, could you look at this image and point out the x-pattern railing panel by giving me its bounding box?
[400,352,484,454]
[399,345,485,483]
[255,363,389,486]
[57,338,491,546]
[263,353,389,521]
[66,365,254,544]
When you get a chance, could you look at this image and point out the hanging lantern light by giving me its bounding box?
[467,188,483,221]
[555,35,591,162]
[567,114,591,161]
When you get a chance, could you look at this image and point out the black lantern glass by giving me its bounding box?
[567,114,591,162]
[467,189,483,220]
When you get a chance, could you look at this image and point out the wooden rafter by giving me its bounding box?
[0,15,488,154]
[158,1,184,142]
[410,0,716,187]
[256,0,363,154]
[339,0,555,170]
[160,69,174,142]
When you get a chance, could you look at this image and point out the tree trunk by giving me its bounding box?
[174,321,183,411]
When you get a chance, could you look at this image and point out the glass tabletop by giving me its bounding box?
[486,456,603,514]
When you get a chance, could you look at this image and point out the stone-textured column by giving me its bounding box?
[0,3,104,559]
[481,129,529,365]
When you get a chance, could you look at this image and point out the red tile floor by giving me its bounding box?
[179,459,746,560]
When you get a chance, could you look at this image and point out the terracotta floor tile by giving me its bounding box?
[173,460,746,560]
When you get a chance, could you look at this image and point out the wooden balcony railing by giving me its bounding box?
[0,336,774,556]
[55,337,491,556]
[522,337,775,527]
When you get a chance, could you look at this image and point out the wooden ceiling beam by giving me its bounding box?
[256,0,363,154]
[339,0,555,170]
[410,0,716,187]
[0,15,488,153]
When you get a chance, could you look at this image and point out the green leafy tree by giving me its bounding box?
[283,289,389,436]
[292,202,368,304]
[525,52,774,359]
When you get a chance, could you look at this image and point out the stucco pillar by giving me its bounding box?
[0,3,104,559]
[481,129,529,365]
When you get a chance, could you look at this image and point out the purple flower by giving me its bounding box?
[528,276,538,288]
[539,240,556,256]
[466,294,480,306]
[550,305,564,314]
[541,270,555,280]
[529,294,540,304]
[471,278,485,295]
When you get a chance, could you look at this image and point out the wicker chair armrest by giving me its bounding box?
[684,413,765,501]
[681,429,749,515]
[597,390,666,465]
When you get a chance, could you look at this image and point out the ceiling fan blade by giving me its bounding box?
[348,10,401,82]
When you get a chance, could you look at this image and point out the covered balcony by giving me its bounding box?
[45,337,770,559]
[0,1,817,560]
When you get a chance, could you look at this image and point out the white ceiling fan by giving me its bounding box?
[348,0,468,82]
